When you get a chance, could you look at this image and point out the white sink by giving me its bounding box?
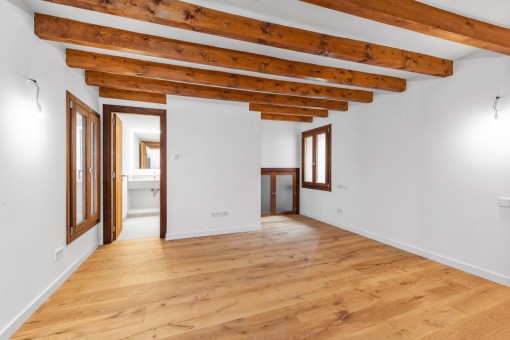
[128,179,160,190]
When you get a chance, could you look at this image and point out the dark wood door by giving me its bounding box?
[261,168,299,216]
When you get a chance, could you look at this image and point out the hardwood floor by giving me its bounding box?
[14,215,510,339]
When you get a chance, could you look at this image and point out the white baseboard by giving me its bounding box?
[1,244,99,339]
[166,225,261,240]
[301,211,510,287]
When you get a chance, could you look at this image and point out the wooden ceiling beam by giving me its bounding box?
[34,14,406,92]
[98,88,166,104]
[85,71,348,111]
[261,113,313,123]
[44,0,453,77]
[249,104,328,118]
[67,49,372,103]
[302,0,510,55]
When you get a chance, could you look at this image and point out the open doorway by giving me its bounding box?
[103,105,167,244]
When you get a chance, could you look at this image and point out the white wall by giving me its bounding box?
[0,1,100,337]
[121,119,131,219]
[261,120,302,168]
[301,51,510,286]
[166,97,261,239]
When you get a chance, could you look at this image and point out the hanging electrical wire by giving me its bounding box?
[493,96,501,120]
[27,79,42,112]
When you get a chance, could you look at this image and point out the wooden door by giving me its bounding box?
[113,115,123,240]
[261,168,299,216]
[102,105,167,244]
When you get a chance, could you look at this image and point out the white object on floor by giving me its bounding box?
[117,216,160,241]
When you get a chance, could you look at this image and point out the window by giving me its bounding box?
[66,92,101,244]
[302,124,331,191]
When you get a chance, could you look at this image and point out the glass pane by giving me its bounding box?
[276,175,293,213]
[304,136,313,182]
[261,175,271,215]
[76,112,85,224]
[316,133,326,184]
[90,120,98,216]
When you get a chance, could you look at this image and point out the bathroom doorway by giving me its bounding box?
[103,105,167,244]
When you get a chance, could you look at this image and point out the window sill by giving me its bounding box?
[302,184,332,192]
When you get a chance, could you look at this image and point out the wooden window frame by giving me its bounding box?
[66,92,101,244]
[301,124,332,191]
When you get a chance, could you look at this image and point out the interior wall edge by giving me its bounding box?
[301,211,510,288]
[1,243,99,339]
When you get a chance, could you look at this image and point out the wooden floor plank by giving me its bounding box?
[13,215,510,339]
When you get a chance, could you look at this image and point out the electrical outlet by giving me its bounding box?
[212,211,229,217]
[54,247,63,261]
[337,208,343,214]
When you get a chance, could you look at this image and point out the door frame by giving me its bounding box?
[103,105,167,244]
[261,168,300,216]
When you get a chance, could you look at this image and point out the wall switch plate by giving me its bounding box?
[337,208,343,214]
[498,198,510,208]
[54,247,63,261]
[338,185,349,190]
[212,211,229,217]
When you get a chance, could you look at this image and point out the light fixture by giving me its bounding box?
[26,78,42,112]
[493,96,501,120]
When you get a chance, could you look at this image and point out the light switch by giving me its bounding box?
[172,154,180,160]
[498,198,510,208]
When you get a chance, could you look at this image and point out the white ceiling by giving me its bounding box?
[23,0,510,99]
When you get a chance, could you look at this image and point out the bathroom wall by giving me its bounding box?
[117,113,161,216]
[121,118,131,219]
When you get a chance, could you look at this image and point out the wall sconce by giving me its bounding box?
[26,79,42,112]
[493,96,501,120]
